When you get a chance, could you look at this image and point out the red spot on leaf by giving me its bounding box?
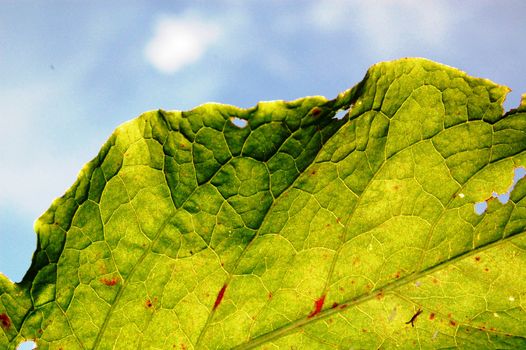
[331,302,339,309]
[339,303,348,310]
[145,299,153,308]
[311,107,322,117]
[429,313,435,320]
[308,294,326,318]
[213,284,227,310]
[100,277,119,286]
[0,313,11,329]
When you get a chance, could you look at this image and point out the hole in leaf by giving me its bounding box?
[17,341,36,350]
[474,167,526,215]
[474,201,488,215]
[230,117,247,128]
[334,109,348,120]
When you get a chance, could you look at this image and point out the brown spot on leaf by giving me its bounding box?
[339,303,348,310]
[213,284,227,310]
[310,170,317,175]
[100,276,119,286]
[0,313,11,329]
[311,107,322,117]
[484,267,489,272]
[331,302,339,309]
[38,329,43,334]
[450,320,457,326]
[362,328,368,333]
[429,313,435,320]
[475,256,481,262]
[268,292,273,300]
[395,271,401,279]
[375,291,384,300]
[145,299,154,308]
[308,294,326,318]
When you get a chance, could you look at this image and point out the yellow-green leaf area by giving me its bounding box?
[1,58,526,349]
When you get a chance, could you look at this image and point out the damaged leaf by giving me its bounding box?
[2,58,526,349]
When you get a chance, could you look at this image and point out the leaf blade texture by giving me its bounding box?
[2,58,526,349]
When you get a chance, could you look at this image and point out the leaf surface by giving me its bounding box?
[2,58,526,349]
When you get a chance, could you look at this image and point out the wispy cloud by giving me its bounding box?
[307,0,453,57]
[144,15,222,74]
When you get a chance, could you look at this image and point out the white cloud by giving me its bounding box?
[144,15,221,74]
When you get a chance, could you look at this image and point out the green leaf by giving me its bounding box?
[2,58,526,349]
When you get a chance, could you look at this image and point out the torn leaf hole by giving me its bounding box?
[334,108,348,120]
[230,117,247,128]
[474,167,526,215]
[17,341,36,350]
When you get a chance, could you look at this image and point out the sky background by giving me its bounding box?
[1,2,526,347]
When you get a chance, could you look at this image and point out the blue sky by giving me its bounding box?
[1,0,526,294]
